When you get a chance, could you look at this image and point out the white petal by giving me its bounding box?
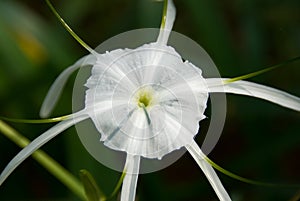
[206,78,300,111]
[186,141,231,201]
[121,154,140,201]
[157,0,176,45]
[40,54,97,118]
[0,111,88,186]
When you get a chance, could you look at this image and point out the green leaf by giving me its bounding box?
[79,169,106,201]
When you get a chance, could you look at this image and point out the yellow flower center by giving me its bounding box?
[136,87,155,108]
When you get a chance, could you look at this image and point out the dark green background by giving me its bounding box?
[0,0,299,200]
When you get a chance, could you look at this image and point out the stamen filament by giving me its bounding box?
[160,0,168,29]
[45,0,96,55]
[0,114,71,124]
[224,56,300,84]
[205,155,300,188]
[107,171,126,200]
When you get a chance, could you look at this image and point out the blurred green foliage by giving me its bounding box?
[0,0,299,200]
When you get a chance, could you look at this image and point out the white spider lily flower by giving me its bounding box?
[1,1,300,201]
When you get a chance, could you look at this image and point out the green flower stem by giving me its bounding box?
[0,120,87,201]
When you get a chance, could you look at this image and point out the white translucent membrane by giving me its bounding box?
[72,29,227,175]
[0,110,88,185]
